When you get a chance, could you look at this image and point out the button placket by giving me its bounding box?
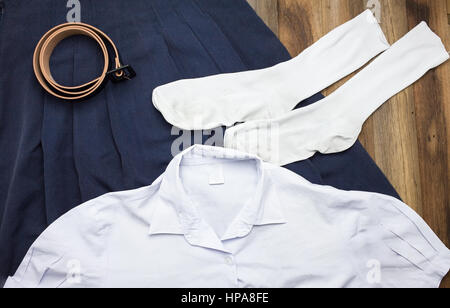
[225,256,234,266]
[222,253,239,287]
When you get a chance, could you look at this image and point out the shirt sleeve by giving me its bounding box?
[340,191,450,288]
[3,199,113,288]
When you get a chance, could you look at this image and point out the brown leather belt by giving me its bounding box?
[33,22,135,101]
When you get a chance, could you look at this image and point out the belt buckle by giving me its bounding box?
[107,65,136,83]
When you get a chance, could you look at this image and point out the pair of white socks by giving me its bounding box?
[153,10,390,129]
[153,11,449,166]
[224,22,449,165]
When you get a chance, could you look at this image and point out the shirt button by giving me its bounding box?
[225,256,234,265]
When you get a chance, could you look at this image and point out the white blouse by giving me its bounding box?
[5,145,450,288]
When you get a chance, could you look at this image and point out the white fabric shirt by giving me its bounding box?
[5,145,450,288]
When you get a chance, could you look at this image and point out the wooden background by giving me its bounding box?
[247,0,450,288]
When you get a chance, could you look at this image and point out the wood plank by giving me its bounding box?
[447,0,450,24]
[247,0,279,36]
[250,0,450,288]
[371,0,424,215]
[405,0,450,289]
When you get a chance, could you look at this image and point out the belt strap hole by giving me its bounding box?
[0,2,4,23]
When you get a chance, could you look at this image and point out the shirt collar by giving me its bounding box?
[149,145,286,252]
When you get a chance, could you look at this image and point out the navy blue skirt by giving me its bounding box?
[0,0,399,281]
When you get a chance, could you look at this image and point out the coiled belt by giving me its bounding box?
[33,23,135,101]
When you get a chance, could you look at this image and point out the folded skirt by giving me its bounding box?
[0,0,400,281]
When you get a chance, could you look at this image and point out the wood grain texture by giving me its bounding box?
[249,0,450,288]
[447,0,450,24]
[247,0,280,35]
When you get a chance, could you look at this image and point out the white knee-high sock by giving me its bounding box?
[152,10,389,130]
[224,22,449,166]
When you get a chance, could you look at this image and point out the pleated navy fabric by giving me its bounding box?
[0,0,399,282]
